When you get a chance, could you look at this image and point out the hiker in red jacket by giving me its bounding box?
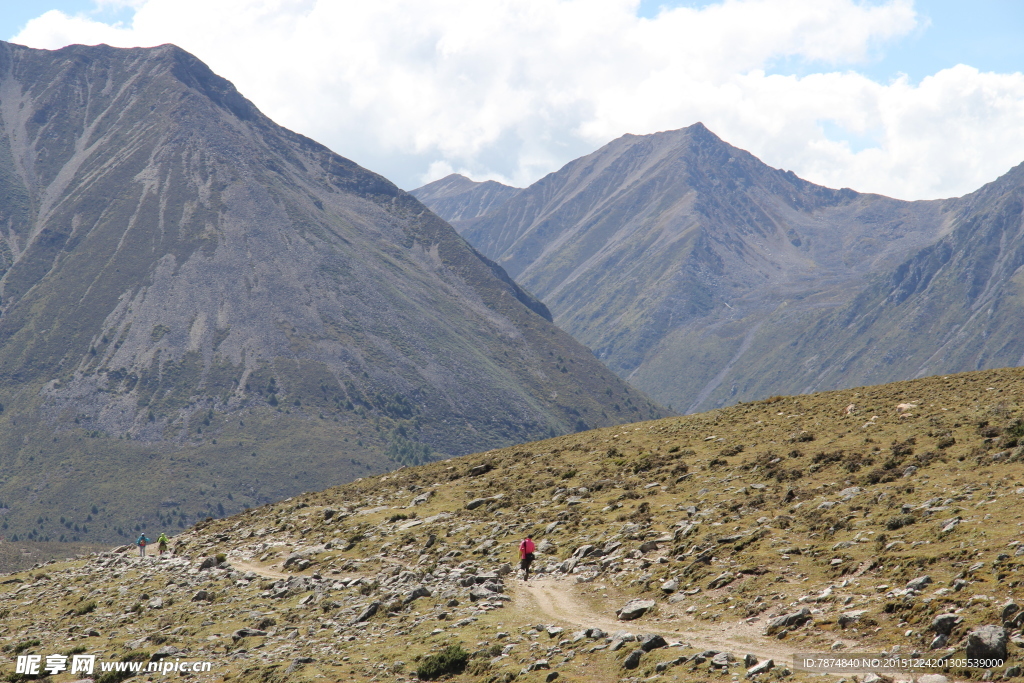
[519,536,536,581]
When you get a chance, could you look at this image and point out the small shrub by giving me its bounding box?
[215,553,227,564]
[936,435,956,449]
[416,644,470,680]
[11,639,41,655]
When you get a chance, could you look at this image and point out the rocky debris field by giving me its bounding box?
[5,367,1024,682]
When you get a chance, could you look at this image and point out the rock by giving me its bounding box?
[537,539,556,554]
[150,646,180,661]
[930,613,963,635]
[468,463,493,477]
[639,634,667,652]
[231,628,268,643]
[862,674,893,683]
[1004,666,1021,679]
[967,625,1008,663]
[353,601,381,623]
[469,586,500,602]
[573,544,596,558]
[585,628,606,639]
[191,589,212,602]
[940,517,961,534]
[661,578,679,593]
[410,491,434,506]
[546,626,564,638]
[744,654,758,667]
[545,672,559,683]
[930,634,949,650]
[323,508,336,520]
[838,610,867,628]
[617,599,655,621]
[404,585,431,604]
[711,652,733,668]
[147,597,164,609]
[283,553,305,569]
[639,540,660,553]
[285,657,315,675]
[917,675,949,683]
[1003,603,1021,621]
[198,556,217,570]
[747,659,774,677]
[623,649,643,670]
[465,495,502,510]
[708,571,736,589]
[766,608,810,635]
[525,659,550,671]
[906,575,932,591]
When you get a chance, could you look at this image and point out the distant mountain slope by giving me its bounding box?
[416,124,958,411]
[733,161,1024,398]
[0,40,663,544]
[410,173,521,227]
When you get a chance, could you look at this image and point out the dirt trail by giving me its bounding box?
[515,577,802,667]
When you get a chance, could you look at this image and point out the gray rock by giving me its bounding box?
[916,676,949,683]
[940,517,961,534]
[404,585,431,604]
[410,491,433,506]
[617,598,655,620]
[545,672,559,683]
[1004,666,1021,679]
[147,597,164,609]
[585,628,606,639]
[967,625,1008,663]
[661,578,679,593]
[231,628,268,643]
[766,608,810,635]
[198,556,217,570]
[546,626,564,638]
[744,654,758,667]
[191,589,212,602]
[465,495,502,510]
[639,540,660,553]
[838,610,867,628]
[930,634,949,650]
[906,575,932,591]
[1003,603,1021,621]
[150,646,180,661]
[623,649,643,670]
[525,659,550,671]
[353,601,381,623]
[930,613,963,635]
[711,652,733,668]
[708,571,736,589]
[747,659,774,677]
[639,634,667,652]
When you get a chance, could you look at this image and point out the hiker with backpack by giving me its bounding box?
[157,532,169,555]
[137,532,149,557]
[519,535,536,581]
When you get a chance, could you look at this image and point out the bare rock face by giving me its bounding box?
[0,40,663,542]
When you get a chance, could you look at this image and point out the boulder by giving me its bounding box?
[711,652,733,668]
[929,613,963,636]
[916,676,949,683]
[617,599,655,621]
[906,575,932,591]
[747,659,774,677]
[639,634,667,652]
[838,610,868,628]
[353,601,380,623]
[623,649,643,670]
[966,625,1008,663]
[403,585,431,604]
[661,578,679,593]
[766,608,810,635]
[708,571,736,589]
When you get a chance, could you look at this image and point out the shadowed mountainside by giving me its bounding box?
[0,40,663,545]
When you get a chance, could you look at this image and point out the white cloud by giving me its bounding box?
[12,0,1024,199]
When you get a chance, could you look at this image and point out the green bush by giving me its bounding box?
[416,644,469,680]
[885,514,916,531]
[74,600,97,615]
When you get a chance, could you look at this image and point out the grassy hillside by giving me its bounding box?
[3,366,1024,681]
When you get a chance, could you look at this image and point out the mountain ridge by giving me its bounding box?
[414,123,968,412]
[0,40,664,545]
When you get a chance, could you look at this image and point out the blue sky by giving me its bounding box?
[5,1,1024,199]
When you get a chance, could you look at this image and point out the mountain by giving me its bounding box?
[415,124,962,411]
[5,365,1024,682]
[0,40,663,545]
[409,173,520,227]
